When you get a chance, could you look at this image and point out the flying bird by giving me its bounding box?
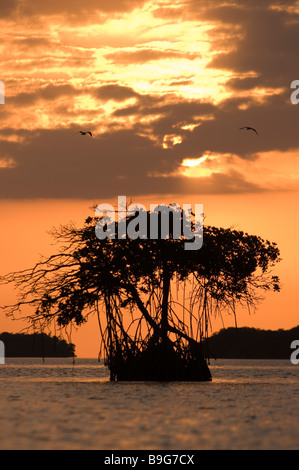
[239,126,258,135]
[74,131,92,137]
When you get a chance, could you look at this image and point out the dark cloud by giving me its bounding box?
[177,93,299,159]
[104,48,199,64]
[196,2,299,90]
[113,105,140,117]
[1,53,96,74]
[169,78,194,87]
[1,0,147,19]
[114,96,215,123]
[113,88,299,160]
[0,123,264,200]
[0,0,19,18]
[0,87,293,200]
[9,84,83,107]
[11,37,53,50]
[0,127,171,198]
[93,85,140,102]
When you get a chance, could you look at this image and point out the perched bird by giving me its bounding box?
[74,131,92,137]
[239,126,258,135]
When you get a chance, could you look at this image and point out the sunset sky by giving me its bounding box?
[0,0,299,357]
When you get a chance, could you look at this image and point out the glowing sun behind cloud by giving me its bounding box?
[180,150,299,191]
[180,154,218,177]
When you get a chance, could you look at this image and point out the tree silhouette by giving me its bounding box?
[0,207,280,381]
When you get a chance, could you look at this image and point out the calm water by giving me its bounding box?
[0,357,299,450]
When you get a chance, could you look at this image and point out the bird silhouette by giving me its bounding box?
[74,131,92,137]
[239,126,258,135]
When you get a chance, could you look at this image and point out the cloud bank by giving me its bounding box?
[0,0,298,199]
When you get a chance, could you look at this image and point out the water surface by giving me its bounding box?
[0,358,298,450]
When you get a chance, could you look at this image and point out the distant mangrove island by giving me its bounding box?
[1,326,298,360]
[206,326,299,359]
[0,332,75,357]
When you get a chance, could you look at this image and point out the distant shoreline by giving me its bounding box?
[206,326,299,359]
[0,331,75,358]
[2,325,298,360]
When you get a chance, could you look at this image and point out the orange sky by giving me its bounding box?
[0,0,299,357]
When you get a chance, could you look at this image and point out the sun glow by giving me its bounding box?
[181,155,209,167]
[180,154,216,177]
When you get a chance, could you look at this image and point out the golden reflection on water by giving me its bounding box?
[1,359,299,449]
